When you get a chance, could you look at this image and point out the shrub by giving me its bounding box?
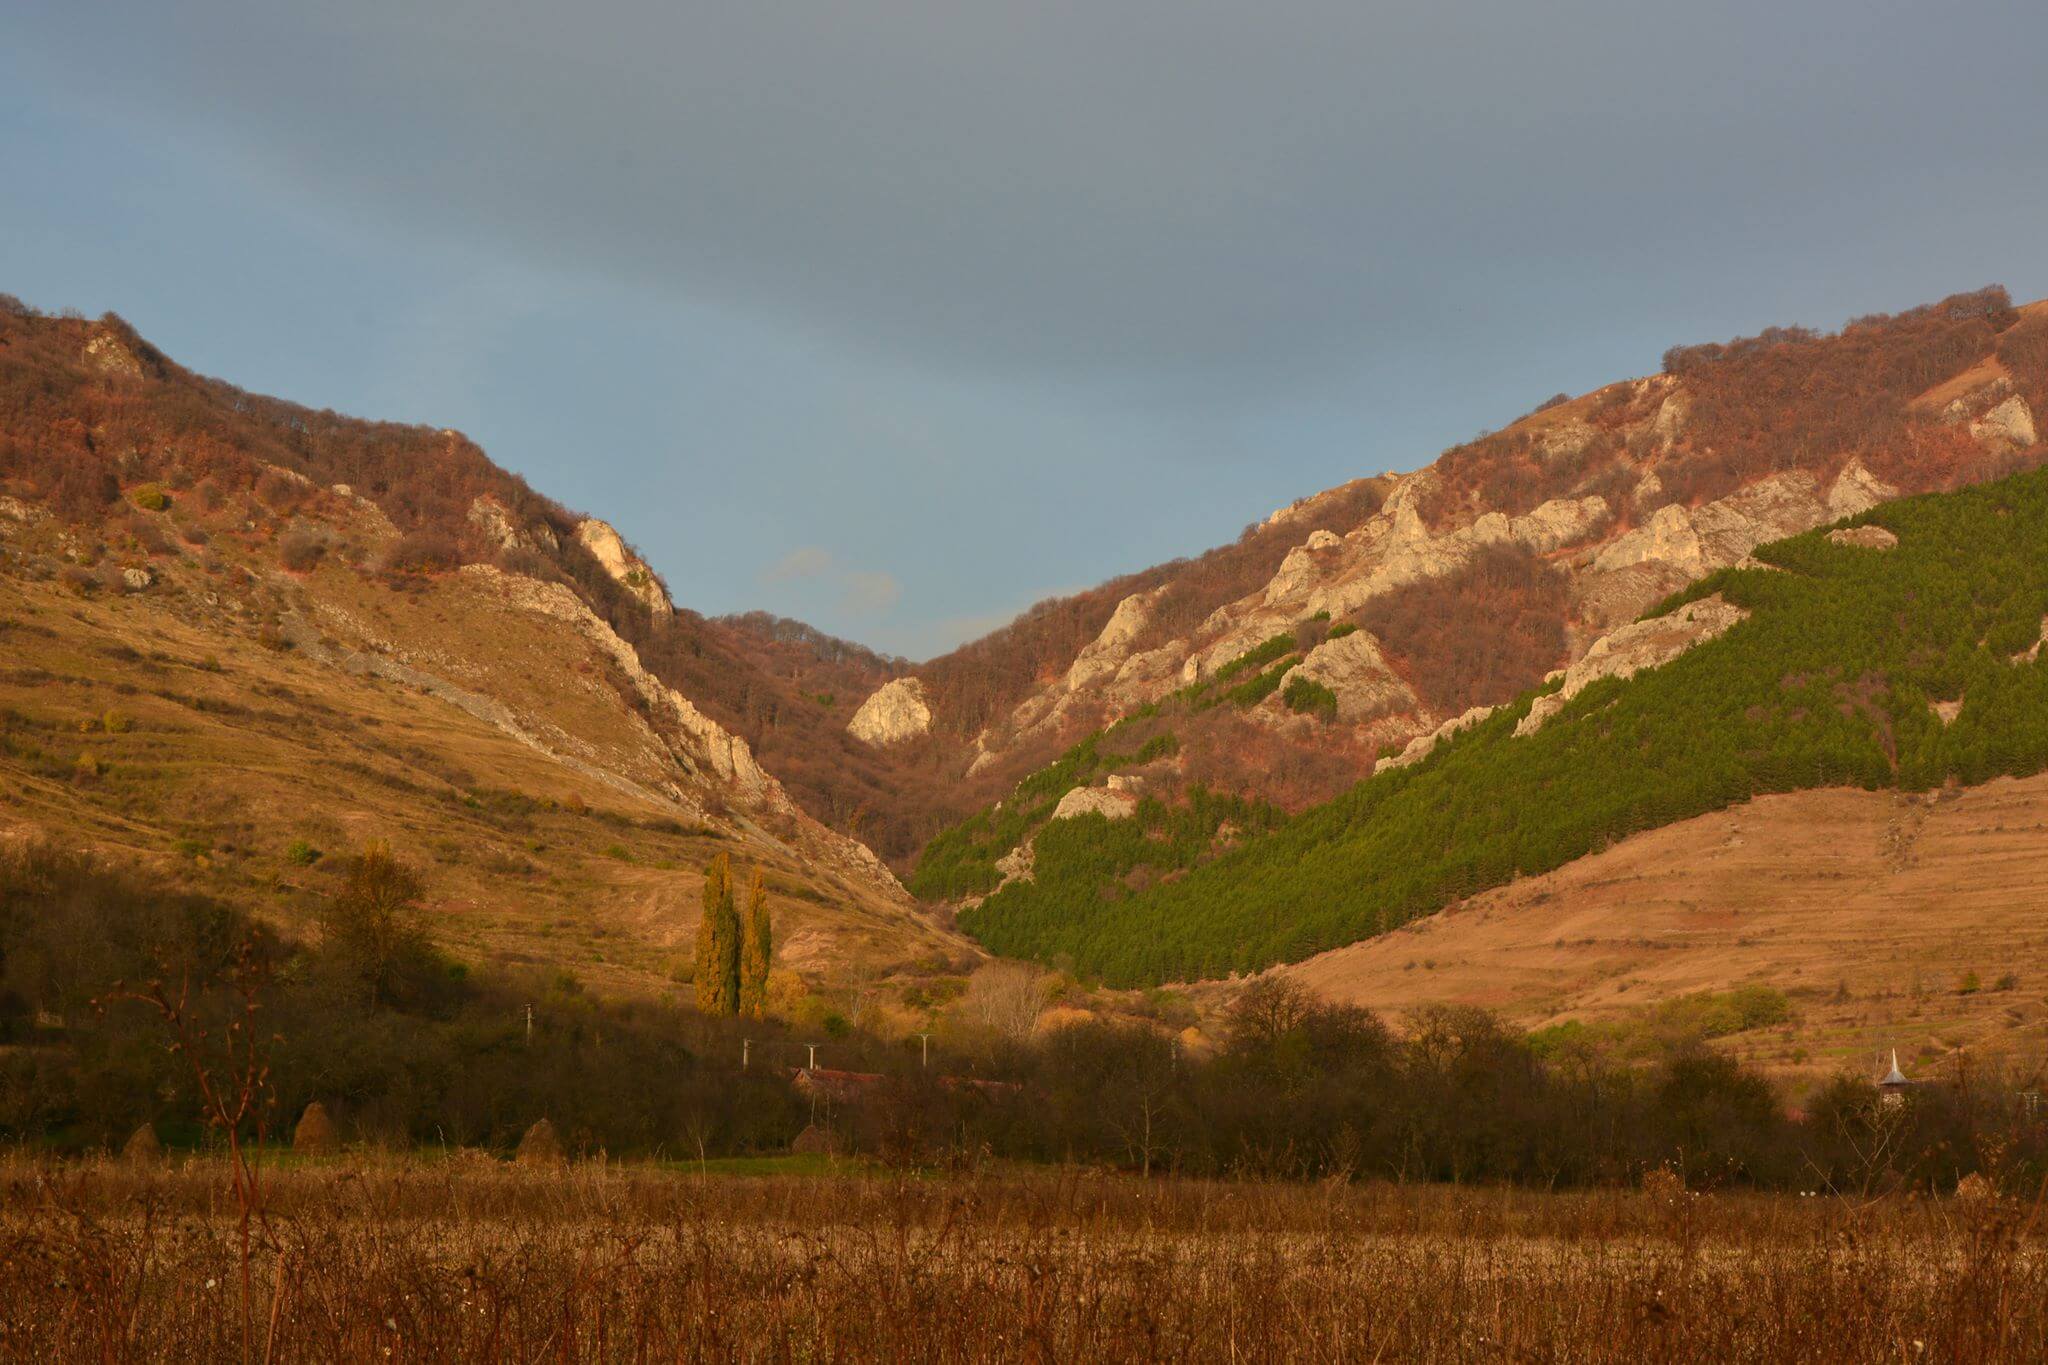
[284,839,321,867]
[279,528,327,572]
[255,469,309,513]
[1222,658,1298,708]
[382,530,462,575]
[1282,674,1339,719]
[1213,634,1297,685]
[129,483,170,512]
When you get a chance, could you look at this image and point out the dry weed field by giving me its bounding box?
[1,1155,2043,1362]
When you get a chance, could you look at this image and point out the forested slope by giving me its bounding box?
[961,466,2048,984]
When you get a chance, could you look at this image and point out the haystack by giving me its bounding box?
[516,1118,566,1166]
[122,1123,162,1164]
[791,1123,841,1157]
[293,1101,340,1155]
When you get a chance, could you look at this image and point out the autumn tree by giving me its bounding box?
[959,961,1047,1041]
[739,866,772,1019]
[318,842,435,1010]
[694,854,740,1016]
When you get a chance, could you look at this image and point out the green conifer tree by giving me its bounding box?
[739,866,772,1019]
[694,853,740,1016]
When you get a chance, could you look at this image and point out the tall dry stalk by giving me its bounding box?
[101,938,278,1363]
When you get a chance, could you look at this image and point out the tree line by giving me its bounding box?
[5,839,2043,1192]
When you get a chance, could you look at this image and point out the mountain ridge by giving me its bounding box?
[7,285,2048,1030]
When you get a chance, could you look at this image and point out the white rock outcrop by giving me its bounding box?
[1592,503,1707,577]
[1376,705,1497,774]
[463,565,772,799]
[1515,594,1747,737]
[467,496,560,557]
[1062,588,1163,693]
[1971,395,2037,452]
[848,677,933,746]
[83,330,144,378]
[1302,494,1609,621]
[1286,629,1418,723]
[1533,418,1597,462]
[1592,464,1897,586]
[1826,525,1898,550]
[0,495,47,525]
[1052,777,1142,821]
[575,519,672,616]
[1825,459,1897,520]
[1263,530,1346,602]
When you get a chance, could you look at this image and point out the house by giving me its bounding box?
[790,1066,885,1106]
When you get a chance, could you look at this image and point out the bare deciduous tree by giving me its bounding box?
[959,962,1048,1041]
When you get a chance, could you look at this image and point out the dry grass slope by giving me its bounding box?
[1285,774,2048,1078]
[0,567,956,996]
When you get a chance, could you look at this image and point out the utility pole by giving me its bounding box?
[806,1043,818,1071]
[524,1003,533,1044]
[742,1038,750,1071]
[916,1033,931,1068]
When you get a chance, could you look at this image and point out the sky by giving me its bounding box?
[5,2,2047,658]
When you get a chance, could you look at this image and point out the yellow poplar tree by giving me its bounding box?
[739,867,772,1019]
[694,853,740,1016]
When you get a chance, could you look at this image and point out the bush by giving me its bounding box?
[1222,658,1298,708]
[381,530,462,575]
[279,528,327,572]
[128,483,169,512]
[1212,634,1298,685]
[1282,674,1339,720]
[284,839,321,867]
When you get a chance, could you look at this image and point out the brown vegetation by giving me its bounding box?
[1358,543,1570,716]
[2,1158,2045,1361]
[1660,286,2019,503]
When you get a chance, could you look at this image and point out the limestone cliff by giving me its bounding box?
[848,676,933,746]
[575,518,674,617]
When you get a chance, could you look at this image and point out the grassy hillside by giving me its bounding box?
[0,561,955,996]
[961,465,2048,985]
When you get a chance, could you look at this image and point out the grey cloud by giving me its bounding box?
[20,0,2048,391]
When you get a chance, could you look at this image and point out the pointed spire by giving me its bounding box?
[1880,1050,1910,1087]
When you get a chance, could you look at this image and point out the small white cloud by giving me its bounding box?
[760,546,901,618]
[762,545,835,583]
[840,570,901,615]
